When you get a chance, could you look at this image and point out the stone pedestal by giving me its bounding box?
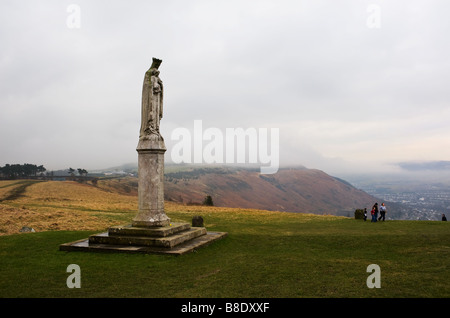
[60,222,227,255]
[132,136,170,227]
[59,134,228,255]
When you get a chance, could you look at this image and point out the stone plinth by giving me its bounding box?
[109,222,190,237]
[90,227,206,248]
[133,136,170,227]
[60,222,227,255]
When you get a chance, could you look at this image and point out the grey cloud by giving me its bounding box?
[1,0,450,173]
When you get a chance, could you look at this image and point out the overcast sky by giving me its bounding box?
[1,0,450,175]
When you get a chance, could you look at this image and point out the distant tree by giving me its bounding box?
[77,168,88,176]
[0,163,47,179]
[23,164,35,176]
[37,165,46,175]
[203,195,214,206]
[0,164,11,178]
[68,168,76,176]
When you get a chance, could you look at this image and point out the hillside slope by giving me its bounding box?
[163,166,378,216]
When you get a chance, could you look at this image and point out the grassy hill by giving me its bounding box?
[92,165,380,216]
[164,166,380,216]
[0,179,449,298]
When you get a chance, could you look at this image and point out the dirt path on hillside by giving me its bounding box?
[0,180,111,235]
[0,180,44,202]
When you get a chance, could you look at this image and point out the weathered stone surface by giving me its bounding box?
[192,216,204,227]
[139,58,163,142]
[133,58,171,228]
[89,227,207,248]
[109,222,190,237]
[133,148,169,227]
[60,231,228,255]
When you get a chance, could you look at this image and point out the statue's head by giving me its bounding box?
[151,69,160,76]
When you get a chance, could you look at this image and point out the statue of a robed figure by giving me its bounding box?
[139,58,164,142]
[133,58,170,227]
[59,57,227,254]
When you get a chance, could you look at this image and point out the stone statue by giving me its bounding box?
[134,58,169,227]
[139,58,163,141]
[59,56,227,253]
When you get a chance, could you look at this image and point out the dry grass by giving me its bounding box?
[19,180,137,212]
[0,203,106,234]
[0,180,137,235]
[0,179,343,236]
[165,201,342,223]
[0,180,25,198]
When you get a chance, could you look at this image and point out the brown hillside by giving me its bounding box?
[163,167,378,216]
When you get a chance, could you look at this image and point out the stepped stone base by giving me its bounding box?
[60,222,227,255]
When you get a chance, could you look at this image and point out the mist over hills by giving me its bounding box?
[397,160,450,172]
[71,161,450,220]
[94,164,379,217]
[343,168,450,221]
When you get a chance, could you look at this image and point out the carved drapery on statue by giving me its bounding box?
[133,57,169,227]
[139,58,164,142]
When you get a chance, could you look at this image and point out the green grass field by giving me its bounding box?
[1,208,449,298]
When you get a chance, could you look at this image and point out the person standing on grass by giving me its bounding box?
[443,214,447,221]
[371,203,378,222]
[378,202,386,221]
